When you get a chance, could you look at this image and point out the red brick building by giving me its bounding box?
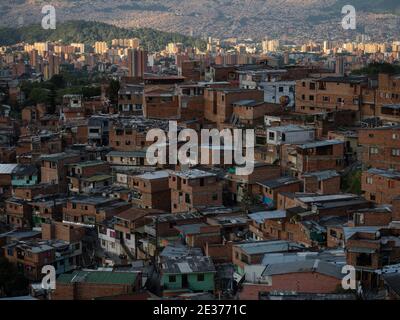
[128,170,171,211]
[301,170,341,194]
[358,125,400,171]
[169,169,222,213]
[283,140,345,176]
[362,168,400,205]
[63,196,131,225]
[204,88,264,129]
[295,76,368,116]
[239,260,343,300]
[40,153,82,192]
[51,270,141,300]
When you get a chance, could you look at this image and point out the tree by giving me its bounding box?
[109,79,120,105]
[0,21,207,52]
[351,62,400,76]
[28,88,50,105]
[240,187,259,214]
[49,74,66,89]
[0,258,29,297]
[342,169,362,195]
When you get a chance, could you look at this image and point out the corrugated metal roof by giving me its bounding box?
[107,150,147,157]
[175,223,207,235]
[383,273,400,296]
[297,194,357,203]
[302,170,339,181]
[0,163,18,174]
[160,245,203,258]
[248,210,287,223]
[11,164,38,176]
[367,168,400,180]
[162,256,216,274]
[262,259,343,279]
[342,226,383,241]
[298,139,343,149]
[135,170,169,180]
[235,240,301,255]
[257,177,300,189]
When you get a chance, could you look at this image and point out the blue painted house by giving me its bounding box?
[11,165,39,187]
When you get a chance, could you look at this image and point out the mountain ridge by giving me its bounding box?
[1,1,399,39]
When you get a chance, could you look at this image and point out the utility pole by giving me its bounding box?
[155,215,159,257]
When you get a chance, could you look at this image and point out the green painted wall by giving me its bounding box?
[161,272,215,292]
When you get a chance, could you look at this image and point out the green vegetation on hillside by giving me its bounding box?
[341,169,362,195]
[20,68,103,109]
[351,62,400,76]
[0,20,206,52]
[0,257,29,298]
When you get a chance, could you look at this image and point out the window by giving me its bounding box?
[279,87,284,92]
[212,194,218,201]
[169,275,176,282]
[309,95,314,101]
[367,177,373,184]
[370,147,379,155]
[393,134,399,140]
[126,233,131,240]
[392,149,400,157]
[197,274,205,282]
[355,213,365,225]
[269,132,275,140]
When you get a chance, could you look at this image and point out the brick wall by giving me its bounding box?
[362,171,400,205]
[239,272,341,300]
[359,127,400,171]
